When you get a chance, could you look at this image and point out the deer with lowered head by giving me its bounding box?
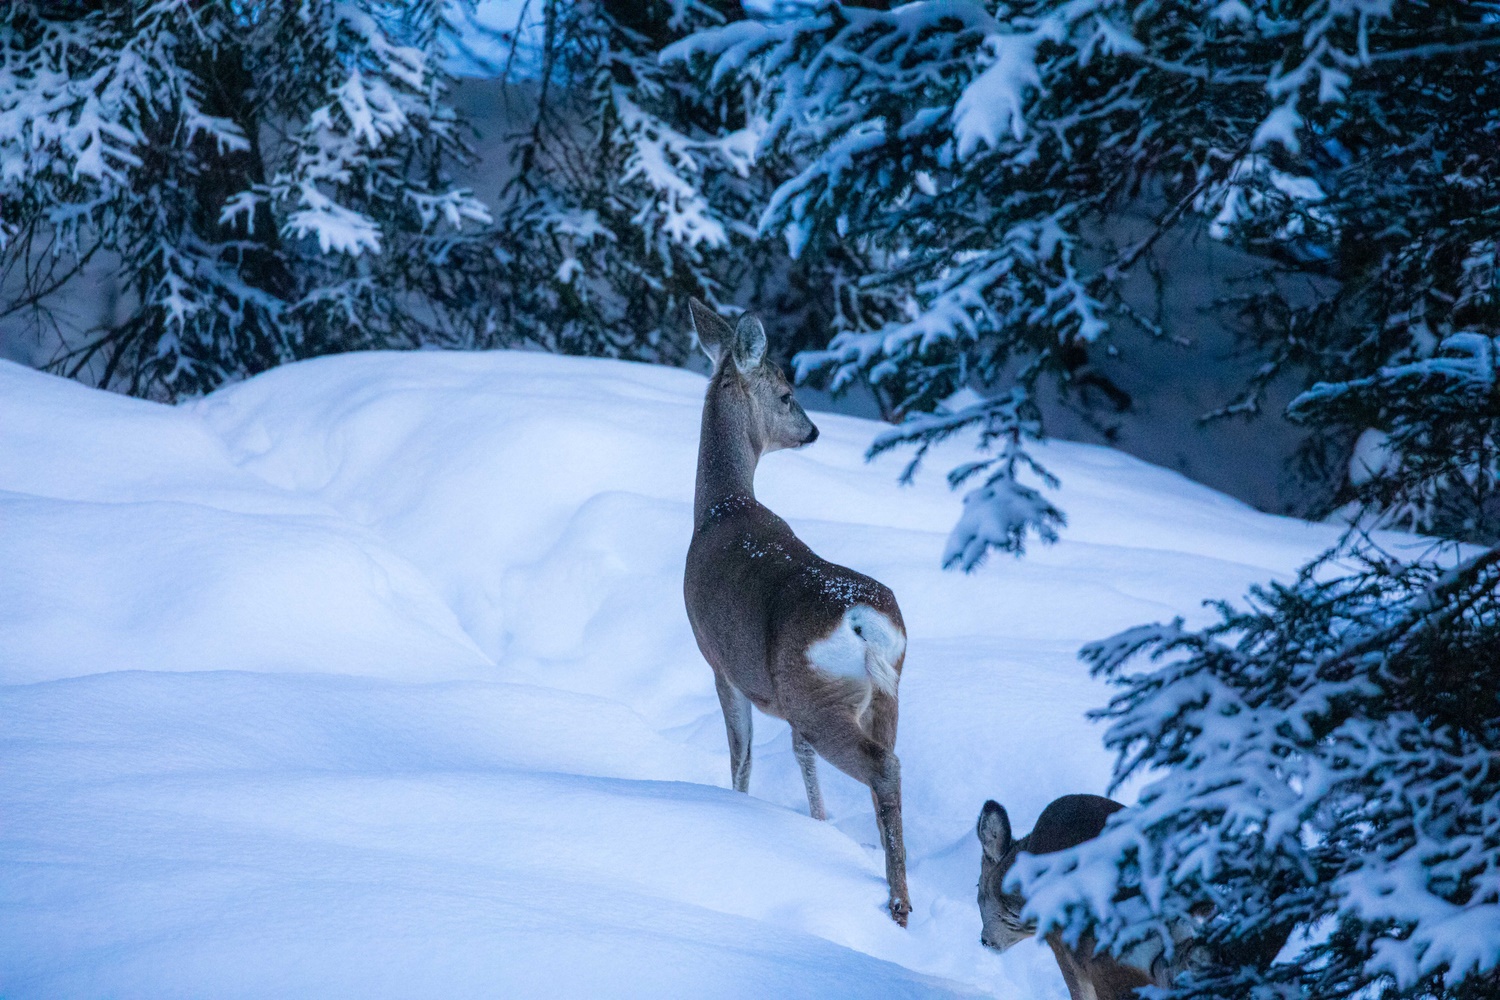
[978,794,1185,1000]
[979,794,1292,997]
[682,298,911,925]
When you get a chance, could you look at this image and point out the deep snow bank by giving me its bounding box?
[1,352,1345,998]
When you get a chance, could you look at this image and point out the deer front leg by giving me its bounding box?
[791,728,825,820]
[714,670,753,793]
[1047,934,1090,1000]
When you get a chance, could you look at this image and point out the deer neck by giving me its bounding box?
[695,375,763,526]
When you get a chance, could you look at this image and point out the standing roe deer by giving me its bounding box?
[977,794,1167,1000]
[682,298,911,925]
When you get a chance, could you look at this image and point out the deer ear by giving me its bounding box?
[688,298,733,366]
[732,314,767,374]
[978,800,1013,862]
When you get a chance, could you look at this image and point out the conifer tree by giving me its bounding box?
[481,0,750,364]
[1,0,495,397]
[490,0,893,370]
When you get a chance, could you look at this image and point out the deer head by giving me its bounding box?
[689,298,818,454]
[977,799,1035,952]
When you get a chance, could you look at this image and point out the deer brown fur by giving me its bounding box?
[682,298,911,925]
[977,794,1160,1000]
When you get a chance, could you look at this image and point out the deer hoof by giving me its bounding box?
[888,896,911,927]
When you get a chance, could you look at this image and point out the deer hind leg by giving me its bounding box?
[862,690,901,876]
[799,711,910,926]
[714,670,753,793]
[791,728,826,821]
[866,687,899,752]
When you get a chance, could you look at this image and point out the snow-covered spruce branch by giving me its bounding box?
[1290,332,1500,540]
[872,388,1064,567]
[1013,547,1500,999]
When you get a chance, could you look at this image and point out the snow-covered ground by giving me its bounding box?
[2,351,1345,998]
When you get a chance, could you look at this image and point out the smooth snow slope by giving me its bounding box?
[2,352,1346,999]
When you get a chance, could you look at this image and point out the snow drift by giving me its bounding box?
[0,351,1345,998]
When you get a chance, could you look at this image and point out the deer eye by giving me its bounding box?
[780,392,793,406]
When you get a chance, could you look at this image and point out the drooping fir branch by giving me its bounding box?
[871,384,1064,567]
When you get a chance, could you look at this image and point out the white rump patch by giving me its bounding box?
[806,605,904,697]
